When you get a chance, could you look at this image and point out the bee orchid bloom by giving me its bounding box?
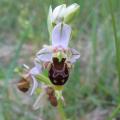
[17,23,80,97]
[29,23,80,88]
[16,3,80,109]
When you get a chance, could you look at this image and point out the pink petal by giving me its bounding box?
[52,23,71,49]
[29,62,42,95]
[36,47,52,62]
[30,75,38,95]
[69,48,80,63]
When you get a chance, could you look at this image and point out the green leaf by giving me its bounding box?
[35,74,51,85]
[47,5,53,43]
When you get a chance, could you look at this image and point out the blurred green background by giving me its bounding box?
[0,0,120,120]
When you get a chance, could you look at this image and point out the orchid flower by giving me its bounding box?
[32,23,80,86]
[16,3,80,109]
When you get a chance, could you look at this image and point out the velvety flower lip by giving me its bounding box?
[49,57,69,85]
[16,3,81,110]
[17,77,30,93]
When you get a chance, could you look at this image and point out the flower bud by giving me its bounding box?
[47,3,80,32]
[52,4,66,24]
[64,3,80,23]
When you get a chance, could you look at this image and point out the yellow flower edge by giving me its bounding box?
[54,85,64,91]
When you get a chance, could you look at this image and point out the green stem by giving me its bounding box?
[58,99,67,120]
[108,104,120,120]
[108,0,120,98]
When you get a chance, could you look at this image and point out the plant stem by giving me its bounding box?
[108,104,120,120]
[108,0,120,98]
[58,99,67,120]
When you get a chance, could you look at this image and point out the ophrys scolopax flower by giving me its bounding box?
[33,23,80,86]
[16,3,80,109]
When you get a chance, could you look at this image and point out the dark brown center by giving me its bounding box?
[48,57,69,85]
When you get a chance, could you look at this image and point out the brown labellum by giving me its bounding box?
[48,57,69,85]
[46,86,55,95]
[48,95,58,107]
[17,77,30,92]
[46,87,58,107]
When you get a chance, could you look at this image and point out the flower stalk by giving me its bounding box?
[108,104,120,120]
[58,99,67,120]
